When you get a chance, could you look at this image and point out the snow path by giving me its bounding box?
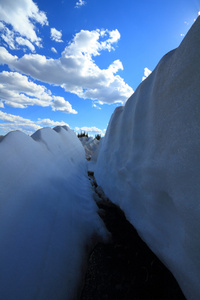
[81,173,185,299]
[0,126,107,300]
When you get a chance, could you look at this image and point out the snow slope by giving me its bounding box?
[95,17,200,300]
[0,126,106,300]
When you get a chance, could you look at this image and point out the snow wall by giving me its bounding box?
[0,126,106,300]
[95,17,200,300]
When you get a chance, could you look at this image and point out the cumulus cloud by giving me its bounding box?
[50,28,63,43]
[0,47,17,64]
[0,111,69,135]
[75,0,86,8]
[0,29,133,105]
[52,96,77,114]
[108,59,123,74]
[142,67,152,81]
[0,71,52,108]
[0,0,48,46]
[0,71,77,113]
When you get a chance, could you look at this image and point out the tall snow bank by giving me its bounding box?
[0,126,106,300]
[95,17,200,300]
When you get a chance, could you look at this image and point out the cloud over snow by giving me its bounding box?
[0,71,77,114]
[75,126,104,136]
[0,29,133,105]
[0,111,69,135]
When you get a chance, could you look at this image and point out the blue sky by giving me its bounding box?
[0,0,199,136]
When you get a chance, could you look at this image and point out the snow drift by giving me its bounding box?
[0,126,106,300]
[95,17,200,299]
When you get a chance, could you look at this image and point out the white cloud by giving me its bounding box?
[50,28,63,43]
[0,21,4,30]
[0,71,77,114]
[142,67,152,81]
[0,25,15,49]
[51,47,57,53]
[75,0,86,8]
[0,0,48,45]
[75,126,104,136]
[0,110,41,135]
[65,29,121,56]
[0,71,52,108]
[0,29,133,105]
[101,29,121,52]
[108,59,123,74]
[0,47,18,64]
[52,96,77,114]
[0,111,69,135]
[0,20,37,52]
[16,37,35,52]
[37,118,69,128]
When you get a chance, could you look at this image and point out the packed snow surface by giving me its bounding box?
[0,126,106,300]
[95,17,200,300]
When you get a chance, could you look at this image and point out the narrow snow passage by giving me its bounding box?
[0,126,107,300]
[81,173,185,300]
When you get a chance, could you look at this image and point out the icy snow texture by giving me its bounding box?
[95,17,200,300]
[0,126,106,300]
